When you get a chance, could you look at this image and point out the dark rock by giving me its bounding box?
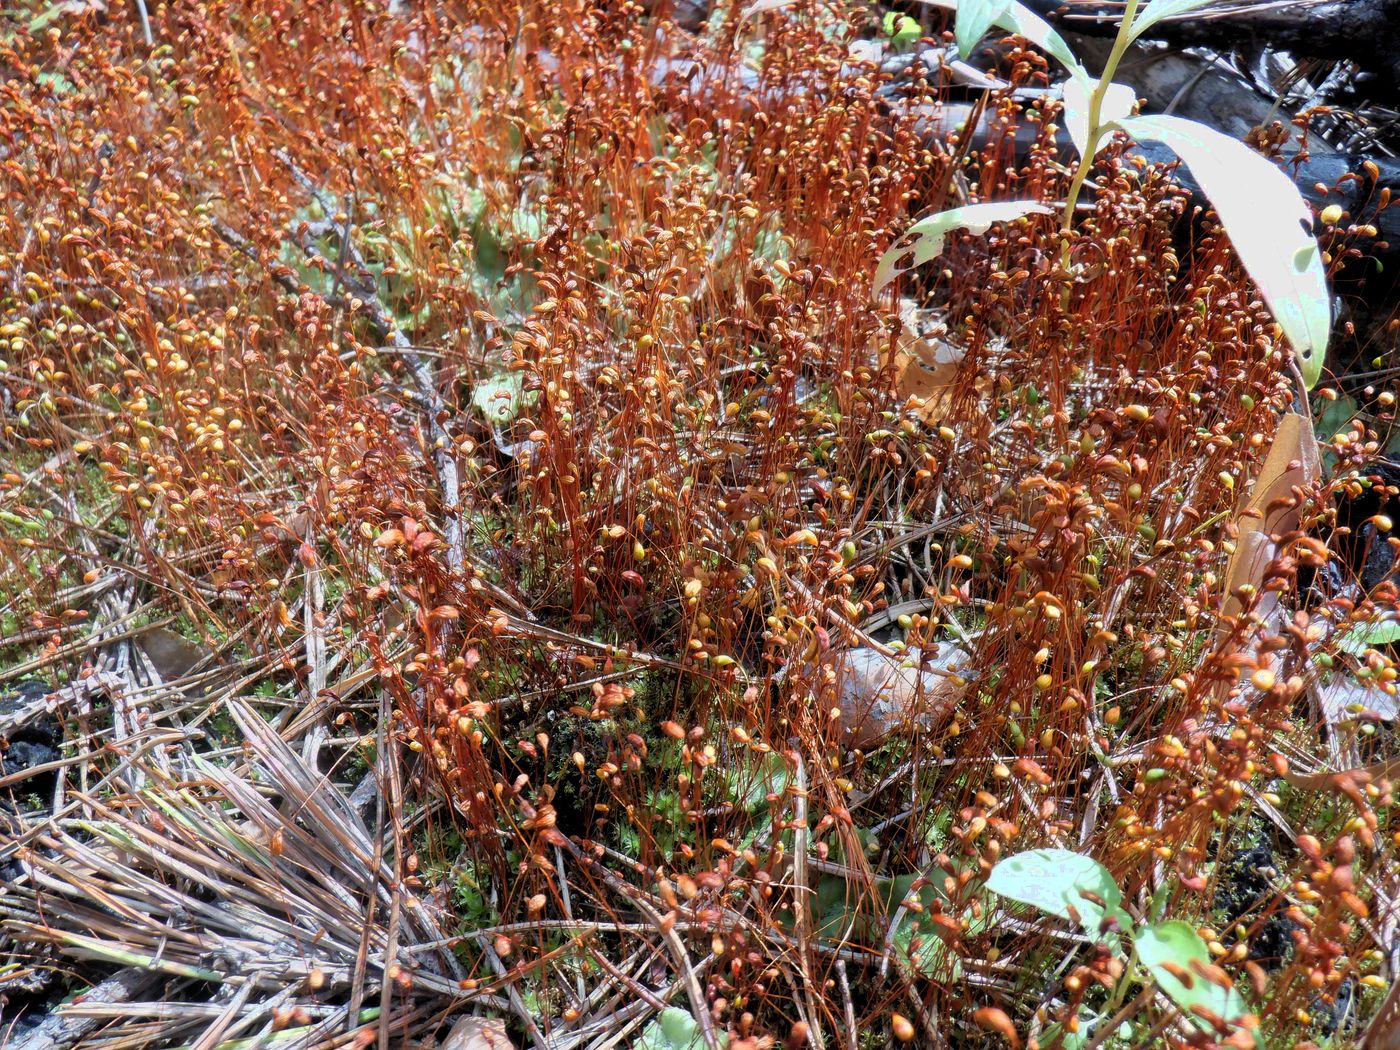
[1212,841,1298,969]
[1336,462,1400,592]
[0,739,60,781]
[0,679,60,746]
[1313,976,1360,1037]
[1,682,61,811]
[1019,0,1400,99]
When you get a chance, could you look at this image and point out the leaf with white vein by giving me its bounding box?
[925,0,1090,82]
[1115,114,1330,386]
[1062,77,1137,159]
[742,0,799,19]
[873,201,1054,293]
[954,0,1010,58]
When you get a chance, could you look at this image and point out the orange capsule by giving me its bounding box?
[972,1007,1020,1047]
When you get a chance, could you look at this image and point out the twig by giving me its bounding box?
[475,933,549,1050]
[835,960,858,1050]
[300,555,329,765]
[788,751,827,1050]
[584,946,671,1012]
[379,723,407,1050]
[349,690,389,1034]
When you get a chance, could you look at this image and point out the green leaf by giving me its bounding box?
[1038,1011,1099,1050]
[873,201,1054,293]
[1339,617,1400,656]
[1136,920,1261,1046]
[637,1008,726,1050]
[728,751,792,812]
[806,868,964,980]
[1061,77,1137,160]
[952,0,1010,59]
[471,372,525,425]
[29,3,73,34]
[1114,114,1330,387]
[927,0,1089,80]
[985,849,1132,953]
[884,10,924,48]
[1127,0,1226,44]
[1314,392,1358,444]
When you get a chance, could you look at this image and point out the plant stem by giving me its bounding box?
[1057,0,1143,244]
[1081,983,1157,1050]
[1104,944,1140,1016]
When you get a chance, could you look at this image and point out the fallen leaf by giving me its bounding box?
[1362,978,1400,1049]
[136,628,213,682]
[442,1016,515,1050]
[889,299,968,424]
[820,646,968,750]
[1219,411,1320,632]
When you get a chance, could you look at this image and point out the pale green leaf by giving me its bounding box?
[954,0,1010,59]
[1062,78,1137,159]
[985,848,1131,954]
[926,0,1090,80]
[1339,618,1400,656]
[471,372,524,425]
[1038,1011,1100,1050]
[1116,114,1330,385]
[1136,920,1261,1046]
[742,0,799,18]
[992,1,1090,80]
[637,1008,727,1050]
[1128,0,1226,44]
[873,201,1054,293]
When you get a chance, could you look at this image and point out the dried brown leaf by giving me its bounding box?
[443,1016,516,1050]
[1219,411,1320,629]
[1362,978,1400,1050]
[889,300,968,424]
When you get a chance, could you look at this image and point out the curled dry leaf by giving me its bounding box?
[819,645,969,750]
[1218,411,1320,633]
[889,299,974,424]
[442,1015,516,1050]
